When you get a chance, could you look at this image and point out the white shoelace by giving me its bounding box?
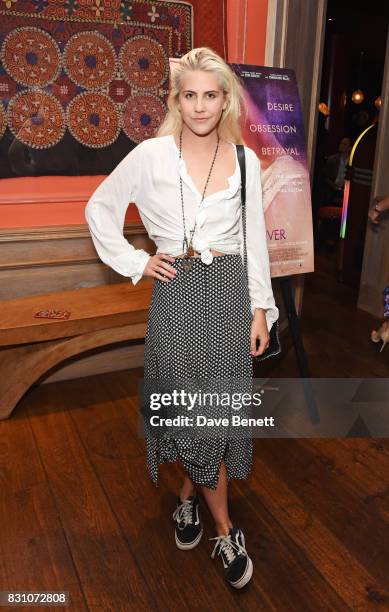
[172,499,194,529]
[210,531,247,564]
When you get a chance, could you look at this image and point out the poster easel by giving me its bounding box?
[280,276,319,422]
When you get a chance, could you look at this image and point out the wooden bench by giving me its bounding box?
[0,280,154,420]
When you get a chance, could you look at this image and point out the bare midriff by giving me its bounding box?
[175,249,226,259]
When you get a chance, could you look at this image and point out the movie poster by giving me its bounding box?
[231,64,315,278]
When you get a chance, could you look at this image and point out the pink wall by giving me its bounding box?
[227,0,268,64]
[0,176,139,228]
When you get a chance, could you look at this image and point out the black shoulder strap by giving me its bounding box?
[236,144,247,274]
[236,144,246,210]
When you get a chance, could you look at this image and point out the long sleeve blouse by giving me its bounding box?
[84,134,279,330]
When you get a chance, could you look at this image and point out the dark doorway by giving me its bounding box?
[312,0,388,291]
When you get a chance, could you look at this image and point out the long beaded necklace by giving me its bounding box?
[179,129,220,272]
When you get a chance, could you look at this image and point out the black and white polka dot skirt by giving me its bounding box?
[142,254,254,490]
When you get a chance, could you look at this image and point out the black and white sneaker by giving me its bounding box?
[172,494,203,550]
[210,526,253,588]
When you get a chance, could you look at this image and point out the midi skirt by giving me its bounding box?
[141,253,254,490]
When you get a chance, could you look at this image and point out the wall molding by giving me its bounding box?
[358,31,389,318]
[0,223,147,243]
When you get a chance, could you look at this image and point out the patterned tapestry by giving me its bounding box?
[0,0,194,177]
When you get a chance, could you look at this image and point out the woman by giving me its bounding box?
[85,47,279,589]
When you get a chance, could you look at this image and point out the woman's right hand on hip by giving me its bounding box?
[144,253,177,282]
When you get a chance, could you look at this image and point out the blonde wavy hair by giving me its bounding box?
[156,47,247,144]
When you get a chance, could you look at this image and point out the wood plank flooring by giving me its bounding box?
[1,250,388,611]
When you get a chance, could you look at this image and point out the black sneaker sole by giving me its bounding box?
[175,526,203,550]
[228,556,253,589]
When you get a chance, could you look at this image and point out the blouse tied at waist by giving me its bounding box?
[84,135,279,331]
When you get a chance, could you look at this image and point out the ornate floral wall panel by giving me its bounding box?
[0,0,202,177]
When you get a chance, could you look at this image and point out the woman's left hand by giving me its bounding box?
[250,308,269,357]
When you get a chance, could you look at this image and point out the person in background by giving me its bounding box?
[322,136,352,205]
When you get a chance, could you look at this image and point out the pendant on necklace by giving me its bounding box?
[182,256,193,272]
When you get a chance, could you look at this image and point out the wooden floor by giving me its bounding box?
[1,250,389,611]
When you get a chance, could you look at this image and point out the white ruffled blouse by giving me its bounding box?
[85,134,279,330]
